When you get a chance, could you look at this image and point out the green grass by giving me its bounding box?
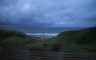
[57,27,96,52]
[0,29,56,51]
[0,29,36,49]
[0,27,96,52]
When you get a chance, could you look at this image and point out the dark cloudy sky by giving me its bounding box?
[0,0,96,27]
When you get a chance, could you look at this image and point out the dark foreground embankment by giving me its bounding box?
[0,48,96,60]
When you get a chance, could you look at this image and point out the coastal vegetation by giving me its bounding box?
[0,27,96,52]
[57,27,96,52]
[0,29,36,49]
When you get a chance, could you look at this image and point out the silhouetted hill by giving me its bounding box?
[0,29,57,51]
[0,29,36,49]
[57,27,96,52]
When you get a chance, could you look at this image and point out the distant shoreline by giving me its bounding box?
[25,33,59,39]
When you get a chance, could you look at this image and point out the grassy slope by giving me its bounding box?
[0,29,54,51]
[57,27,96,53]
[0,29,36,49]
[1,27,96,52]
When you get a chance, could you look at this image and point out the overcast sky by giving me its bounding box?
[0,0,96,27]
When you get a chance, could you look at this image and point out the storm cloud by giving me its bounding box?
[0,0,96,27]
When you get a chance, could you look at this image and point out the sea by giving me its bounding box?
[0,25,87,37]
